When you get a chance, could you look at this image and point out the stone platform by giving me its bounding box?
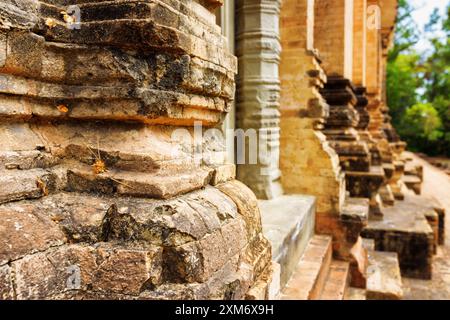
[280,233,403,300]
[260,195,316,288]
[362,193,437,279]
[345,250,403,300]
[366,251,403,300]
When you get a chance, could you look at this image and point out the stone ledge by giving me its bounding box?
[341,197,369,225]
[259,194,316,288]
[345,165,386,198]
[379,185,395,206]
[366,251,403,300]
[319,260,350,300]
[66,164,213,199]
[402,175,422,195]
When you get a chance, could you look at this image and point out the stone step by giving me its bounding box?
[394,181,410,200]
[405,194,445,250]
[362,238,375,251]
[345,165,385,199]
[391,182,406,201]
[379,185,395,206]
[259,195,316,288]
[402,175,422,195]
[424,210,439,254]
[340,196,369,258]
[281,235,332,300]
[404,162,423,181]
[362,194,435,279]
[366,251,403,300]
[344,287,367,300]
[341,197,369,225]
[319,260,350,300]
[340,197,369,277]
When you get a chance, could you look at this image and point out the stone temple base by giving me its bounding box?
[0,0,277,300]
[0,142,274,300]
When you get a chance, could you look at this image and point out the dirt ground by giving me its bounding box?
[402,152,450,300]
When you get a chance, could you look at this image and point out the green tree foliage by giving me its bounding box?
[387,2,450,156]
[400,103,443,153]
[386,54,421,126]
[388,0,420,62]
[422,5,450,155]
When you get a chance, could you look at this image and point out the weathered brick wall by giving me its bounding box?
[352,0,367,86]
[279,0,348,259]
[314,0,354,79]
[365,0,399,166]
[0,0,275,300]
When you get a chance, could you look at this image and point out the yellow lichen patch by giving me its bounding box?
[57,104,69,113]
[92,159,107,174]
[36,178,49,196]
[45,18,57,29]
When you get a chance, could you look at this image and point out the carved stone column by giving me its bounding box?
[0,0,275,300]
[236,0,283,200]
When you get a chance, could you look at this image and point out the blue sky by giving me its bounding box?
[410,0,449,53]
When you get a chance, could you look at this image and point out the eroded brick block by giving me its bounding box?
[12,243,163,299]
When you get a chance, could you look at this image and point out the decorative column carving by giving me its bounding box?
[236,0,283,199]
